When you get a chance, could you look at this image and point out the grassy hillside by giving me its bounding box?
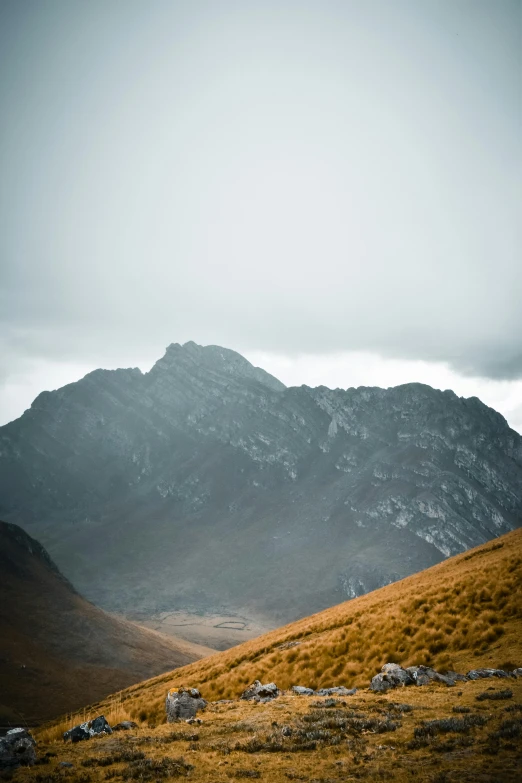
[0,521,214,724]
[40,528,521,734]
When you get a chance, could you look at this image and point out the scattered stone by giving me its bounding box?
[112,721,138,731]
[166,687,207,721]
[240,680,280,702]
[513,668,522,678]
[292,686,315,696]
[0,728,36,770]
[185,718,202,725]
[63,715,112,743]
[315,686,357,696]
[58,761,74,768]
[466,668,512,680]
[281,725,293,736]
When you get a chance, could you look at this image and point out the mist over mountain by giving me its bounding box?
[1,341,521,629]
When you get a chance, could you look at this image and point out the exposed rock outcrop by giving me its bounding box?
[466,668,513,680]
[166,687,207,721]
[370,662,520,692]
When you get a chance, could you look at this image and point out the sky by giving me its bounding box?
[1,1,521,431]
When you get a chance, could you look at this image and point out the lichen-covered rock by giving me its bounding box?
[240,680,280,701]
[466,668,512,680]
[0,728,36,770]
[63,715,112,742]
[166,687,207,721]
[292,686,315,696]
[315,686,357,696]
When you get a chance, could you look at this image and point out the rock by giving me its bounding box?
[0,728,36,770]
[406,666,431,686]
[59,762,74,768]
[370,663,415,691]
[315,687,357,696]
[292,686,315,696]
[443,671,468,683]
[185,718,202,725]
[512,668,522,677]
[240,680,280,701]
[370,674,392,692]
[466,668,511,680]
[166,687,207,721]
[112,721,138,731]
[381,664,414,685]
[406,666,455,687]
[63,715,112,742]
[282,726,293,736]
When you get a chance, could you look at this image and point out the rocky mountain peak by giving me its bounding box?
[0,343,521,626]
[149,340,286,392]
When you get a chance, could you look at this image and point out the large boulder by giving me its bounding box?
[166,687,207,722]
[240,680,280,702]
[370,663,414,691]
[0,728,36,769]
[63,715,112,743]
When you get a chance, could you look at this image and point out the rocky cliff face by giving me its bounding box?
[1,341,521,625]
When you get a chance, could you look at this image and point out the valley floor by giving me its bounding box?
[129,610,273,651]
[15,678,522,783]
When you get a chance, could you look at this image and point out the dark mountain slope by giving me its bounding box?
[0,341,521,627]
[0,521,213,724]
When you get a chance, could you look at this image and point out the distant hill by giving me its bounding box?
[71,527,522,727]
[1,341,521,631]
[0,521,213,724]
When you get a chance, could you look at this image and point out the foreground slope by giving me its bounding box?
[1,341,521,629]
[0,522,213,724]
[28,530,522,783]
[58,527,521,726]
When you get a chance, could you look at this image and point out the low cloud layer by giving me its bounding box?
[1,1,520,411]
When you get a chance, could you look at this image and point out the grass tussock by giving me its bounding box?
[476,688,513,701]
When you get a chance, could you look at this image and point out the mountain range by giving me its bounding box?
[1,341,521,631]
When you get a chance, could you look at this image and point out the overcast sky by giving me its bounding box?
[1,1,521,430]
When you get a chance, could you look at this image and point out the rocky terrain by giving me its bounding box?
[0,521,213,724]
[1,341,521,629]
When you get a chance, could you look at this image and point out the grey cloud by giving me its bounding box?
[1,0,520,382]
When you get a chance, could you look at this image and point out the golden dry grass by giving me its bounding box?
[36,528,522,736]
[18,678,522,783]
